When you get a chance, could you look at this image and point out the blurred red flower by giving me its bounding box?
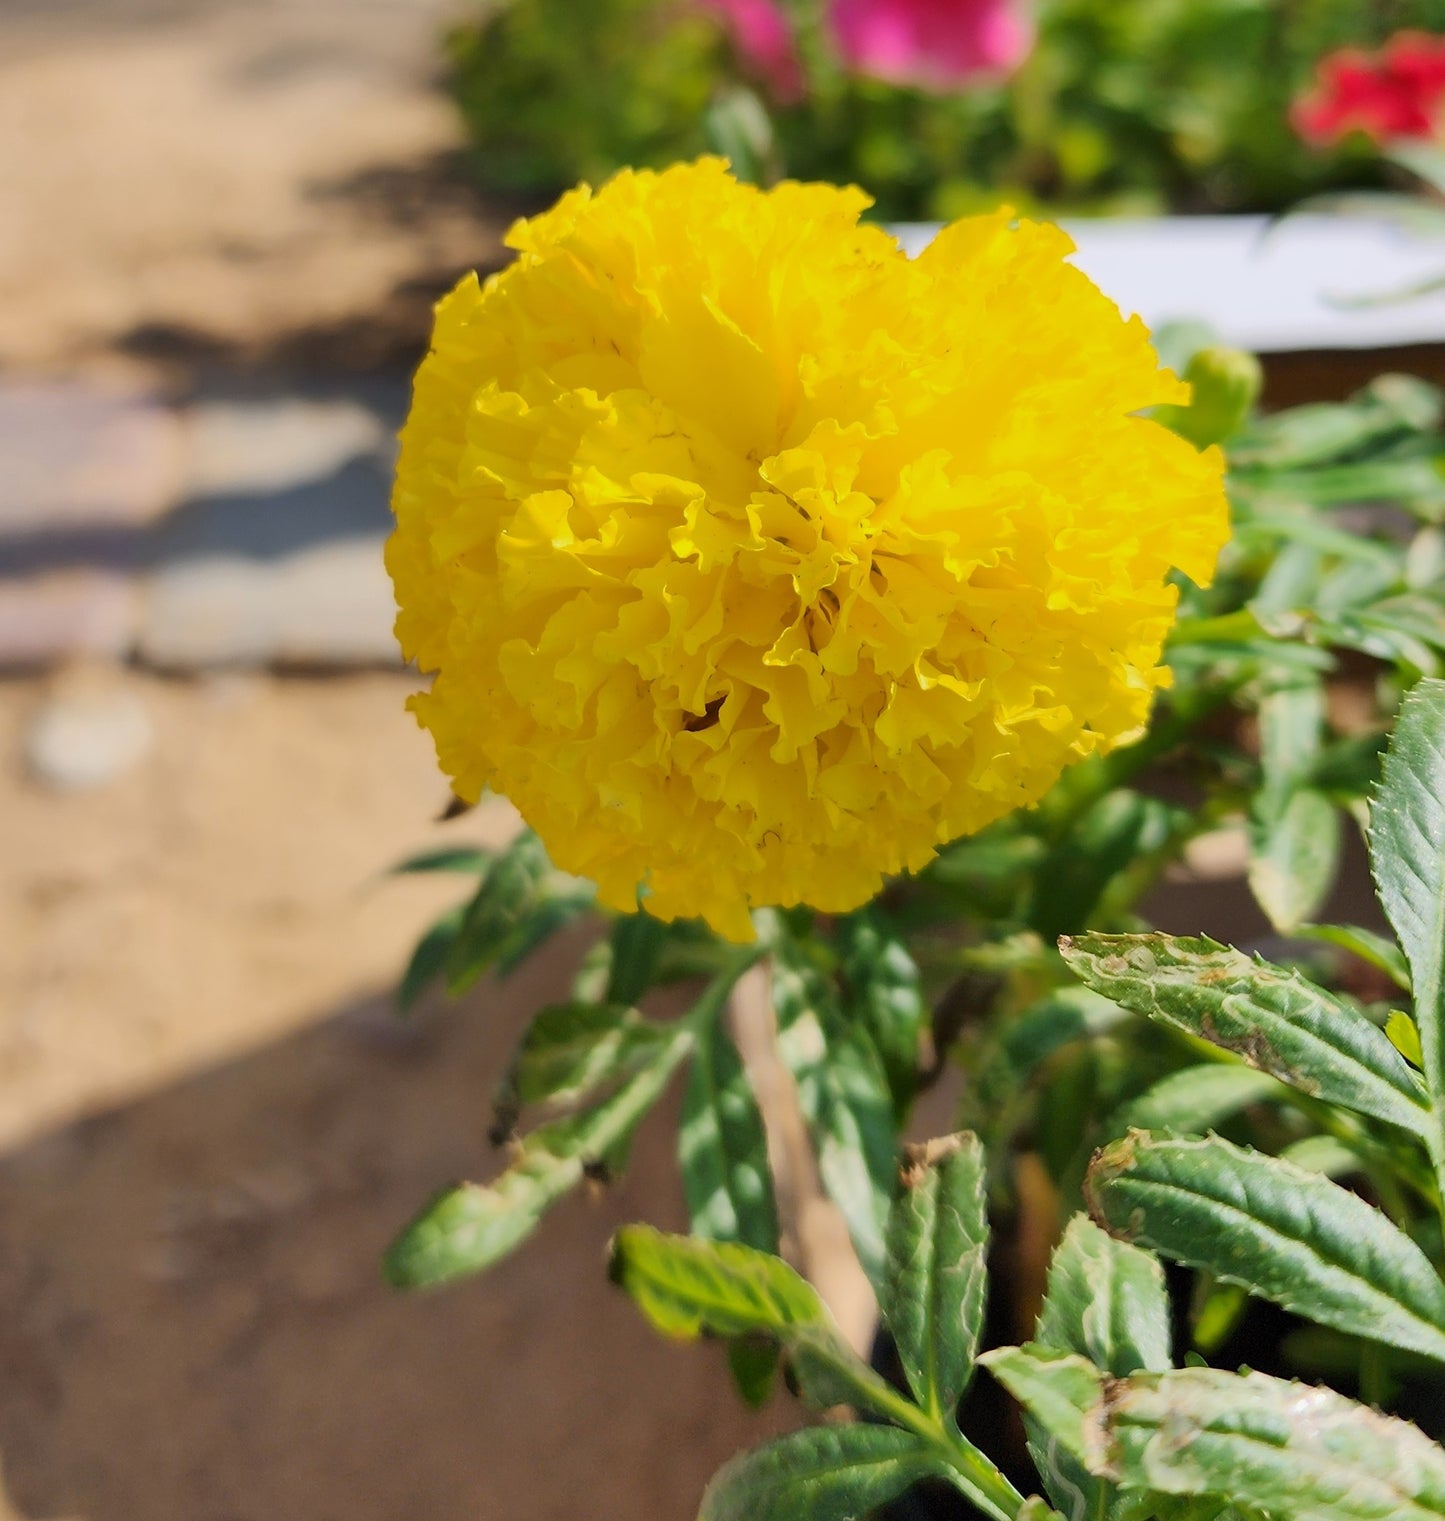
[829,0,1033,91]
[698,0,806,103]
[1293,31,1445,147]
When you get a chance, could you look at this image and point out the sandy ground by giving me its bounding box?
[0,0,504,379]
[0,668,789,1521]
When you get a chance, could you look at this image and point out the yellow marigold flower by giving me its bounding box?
[388,158,1228,940]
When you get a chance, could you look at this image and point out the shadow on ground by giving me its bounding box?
[0,924,787,1521]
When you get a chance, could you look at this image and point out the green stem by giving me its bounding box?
[841,1367,1023,1521]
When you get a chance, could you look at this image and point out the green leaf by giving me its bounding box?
[390,845,494,875]
[1091,1366,1445,1521]
[610,1223,826,1340]
[495,1000,667,1115]
[1036,1215,1171,1376]
[961,986,1132,1147]
[1059,933,1429,1139]
[698,1425,939,1521]
[725,1338,780,1409]
[880,1133,988,1418]
[1250,788,1340,933]
[396,903,466,1014]
[772,933,897,1284]
[679,1000,780,1252]
[609,1225,890,1414]
[836,910,925,1121]
[1029,1216,1171,1521]
[1297,924,1411,991]
[1387,1011,1425,1069]
[385,1027,691,1287]
[443,831,595,994]
[604,913,670,1006]
[1248,676,1338,932]
[1109,1064,1286,1140]
[979,1345,1101,1464]
[1370,677,1445,1165]
[1029,790,1180,942]
[1085,1131,1445,1365]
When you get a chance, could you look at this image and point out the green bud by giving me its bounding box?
[1156,344,1263,450]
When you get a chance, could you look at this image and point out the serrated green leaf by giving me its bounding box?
[837,910,925,1121]
[698,1425,939,1521]
[1029,1217,1171,1521]
[679,1001,779,1252]
[1297,924,1411,990]
[1085,1132,1445,1365]
[1089,1366,1445,1521]
[1370,678,1445,1177]
[396,903,466,1014]
[880,1133,988,1419]
[385,1027,691,1287]
[1059,934,1428,1139]
[772,934,897,1284]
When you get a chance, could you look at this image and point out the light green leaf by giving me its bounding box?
[1085,1132,1445,1365]
[679,1002,779,1252]
[1060,934,1428,1139]
[880,1133,988,1418]
[1090,1365,1445,1521]
[1369,678,1445,1164]
[1387,1011,1425,1069]
[698,1425,939,1521]
[609,1223,825,1341]
[384,1026,691,1287]
[609,1225,890,1415]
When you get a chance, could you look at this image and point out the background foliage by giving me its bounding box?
[448,0,1445,217]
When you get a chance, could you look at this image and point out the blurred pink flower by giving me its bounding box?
[698,0,806,103]
[830,0,1033,91]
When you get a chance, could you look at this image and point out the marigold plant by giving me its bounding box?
[387,158,1227,938]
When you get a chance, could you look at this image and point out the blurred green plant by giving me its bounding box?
[446,0,1445,218]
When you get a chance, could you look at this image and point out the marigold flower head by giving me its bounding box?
[387,159,1228,940]
[1293,31,1445,147]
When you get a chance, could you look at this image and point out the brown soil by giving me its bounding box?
[0,668,789,1520]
